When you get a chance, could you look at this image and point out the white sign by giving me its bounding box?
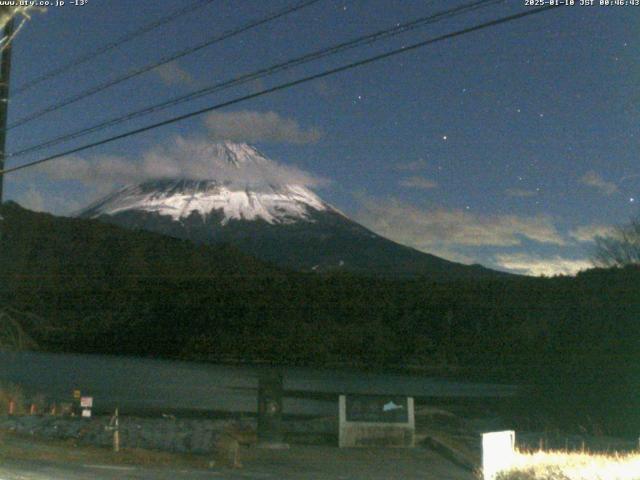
[81,409,92,418]
[80,396,93,408]
[482,430,516,480]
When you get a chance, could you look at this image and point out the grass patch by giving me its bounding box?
[0,430,209,469]
[495,450,640,480]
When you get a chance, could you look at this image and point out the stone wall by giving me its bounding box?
[0,414,338,453]
[0,415,250,454]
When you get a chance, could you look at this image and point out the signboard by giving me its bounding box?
[73,389,81,399]
[345,395,409,423]
[80,396,93,408]
[81,409,92,418]
[339,394,415,448]
[482,430,516,480]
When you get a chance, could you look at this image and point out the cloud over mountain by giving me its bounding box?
[24,137,327,190]
[204,110,323,145]
[355,195,566,251]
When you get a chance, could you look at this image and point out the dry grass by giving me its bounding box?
[495,450,640,480]
[0,430,209,469]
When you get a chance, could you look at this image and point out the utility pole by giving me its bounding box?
[0,14,15,204]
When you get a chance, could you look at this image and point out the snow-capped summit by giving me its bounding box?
[195,141,269,167]
[79,142,333,225]
[80,179,331,225]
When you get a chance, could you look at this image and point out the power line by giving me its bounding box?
[13,0,218,96]
[0,5,558,177]
[7,0,323,130]
[7,0,503,159]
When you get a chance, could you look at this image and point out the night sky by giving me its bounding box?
[3,0,639,276]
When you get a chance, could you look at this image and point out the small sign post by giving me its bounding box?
[80,396,93,418]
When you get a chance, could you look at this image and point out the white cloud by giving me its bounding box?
[569,224,616,243]
[204,111,322,145]
[14,185,45,212]
[153,61,194,87]
[10,182,83,216]
[354,195,566,262]
[505,188,538,198]
[399,176,437,190]
[494,253,592,277]
[22,136,327,195]
[579,171,619,195]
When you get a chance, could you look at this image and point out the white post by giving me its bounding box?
[482,430,516,480]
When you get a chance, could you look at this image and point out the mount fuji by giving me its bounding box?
[78,142,503,280]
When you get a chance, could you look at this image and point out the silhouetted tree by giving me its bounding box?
[593,215,640,267]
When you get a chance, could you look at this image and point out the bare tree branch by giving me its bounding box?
[593,215,640,268]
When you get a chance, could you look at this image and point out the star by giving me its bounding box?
[442,135,448,141]
[630,197,636,203]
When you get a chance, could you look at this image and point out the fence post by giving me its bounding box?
[106,408,120,453]
[113,408,120,453]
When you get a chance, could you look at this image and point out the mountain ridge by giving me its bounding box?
[78,142,510,280]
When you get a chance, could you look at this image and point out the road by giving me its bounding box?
[0,446,475,479]
[0,351,517,416]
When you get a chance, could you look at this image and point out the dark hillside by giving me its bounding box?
[1,202,639,435]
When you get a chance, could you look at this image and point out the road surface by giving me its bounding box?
[0,447,475,479]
